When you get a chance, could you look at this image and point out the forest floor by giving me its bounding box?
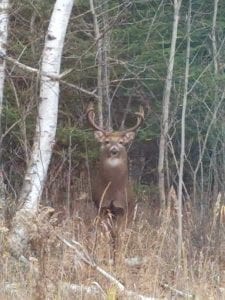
[1,189,225,299]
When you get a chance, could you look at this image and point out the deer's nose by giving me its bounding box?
[110,146,119,155]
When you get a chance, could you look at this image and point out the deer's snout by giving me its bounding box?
[110,145,119,156]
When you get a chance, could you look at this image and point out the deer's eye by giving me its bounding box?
[105,140,110,145]
[119,140,124,145]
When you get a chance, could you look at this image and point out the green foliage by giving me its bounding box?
[4,0,225,195]
[3,104,19,127]
[56,127,99,162]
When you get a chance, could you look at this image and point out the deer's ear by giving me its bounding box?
[123,132,135,144]
[94,131,105,142]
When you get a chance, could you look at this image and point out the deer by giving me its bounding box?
[86,102,144,262]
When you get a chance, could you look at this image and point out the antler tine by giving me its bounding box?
[121,106,144,133]
[86,102,105,132]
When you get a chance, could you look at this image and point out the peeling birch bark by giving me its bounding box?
[8,0,74,259]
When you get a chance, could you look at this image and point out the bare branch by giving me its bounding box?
[0,52,98,99]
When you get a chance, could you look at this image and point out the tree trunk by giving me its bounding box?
[101,0,111,129]
[8,0,74,259]
[177,0,191,266]
[0,0,9,224]
[158,0,182,208]
[212,0,219,75]
[90,0,111,129]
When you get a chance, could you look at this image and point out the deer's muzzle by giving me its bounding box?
[110,146,119,156]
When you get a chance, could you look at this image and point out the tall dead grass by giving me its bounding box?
[1,181,225,299]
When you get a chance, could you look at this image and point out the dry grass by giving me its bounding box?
[1,184,225,299]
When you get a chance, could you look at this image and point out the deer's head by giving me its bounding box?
[86,103,144,163]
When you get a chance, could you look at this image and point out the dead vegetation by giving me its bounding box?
[1,183,225,299]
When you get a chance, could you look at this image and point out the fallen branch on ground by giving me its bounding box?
[58,282,105,299]
[57,235,159,300]
[161,283,194,299]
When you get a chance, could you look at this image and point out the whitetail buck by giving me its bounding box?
[87,102,144,262]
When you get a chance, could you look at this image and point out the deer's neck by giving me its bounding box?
[99,156,128,184]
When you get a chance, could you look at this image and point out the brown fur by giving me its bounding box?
[86,103,144,262]
[92,131,135,222]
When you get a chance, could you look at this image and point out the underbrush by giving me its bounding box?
[1,192,225,299]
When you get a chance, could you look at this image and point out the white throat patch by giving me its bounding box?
[106,158,121,167]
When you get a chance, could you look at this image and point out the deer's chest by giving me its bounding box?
[105,158,121,168]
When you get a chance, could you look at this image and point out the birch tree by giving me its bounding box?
[8,0,74,259]
[158,0,182,207]
[0,0,9,224]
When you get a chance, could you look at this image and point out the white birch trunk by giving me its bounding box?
[0,0,8,119]
[8,0,74,258]
[0,0,9,223]
[158,0,182,207]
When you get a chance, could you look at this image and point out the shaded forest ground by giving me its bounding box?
[1,177,225,299]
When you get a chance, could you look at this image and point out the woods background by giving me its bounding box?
[1,0,225,299]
